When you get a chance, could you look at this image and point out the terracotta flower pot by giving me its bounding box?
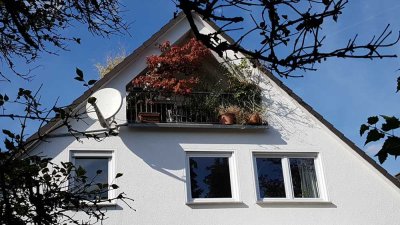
[247,113,262,125]
[219,113,236,125]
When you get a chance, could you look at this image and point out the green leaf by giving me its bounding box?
[333,14,338,22]
[23,90,32,96]
[87,97,96,105]
[260,38,269,45]
[2,129,15,138]
[365,128,385,145]
[296,23,304,31]
[111,184,119,189]
[76,68,83,78]
[74,76,84,82]
[74,38,81,44]
[115,173,123,178]
[4,138,15,150]
[76,166,86,177]
[375,150,388,164]
[87,80,97,85]
[96,169,102,174]
[322,0,330,6]
[381,136,400,157]
[367,116,379,125]
[360,124,369,136]
[380,116,400,132]
[4,94,9,101]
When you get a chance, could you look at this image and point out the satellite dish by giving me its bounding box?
[86,88,122,129]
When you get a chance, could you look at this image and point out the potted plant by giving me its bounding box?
[247,112,262,125]
[218,105,237,125]
[244,103,267,125]
[246,109,264,125]
[218,105,247,125]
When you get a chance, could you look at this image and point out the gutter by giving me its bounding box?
[46,123,129,138]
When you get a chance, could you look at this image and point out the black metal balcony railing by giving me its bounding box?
[127,90,235,124]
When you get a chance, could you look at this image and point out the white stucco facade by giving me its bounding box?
[31,14,400,225]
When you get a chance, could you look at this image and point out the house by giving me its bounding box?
[30,12,400,225]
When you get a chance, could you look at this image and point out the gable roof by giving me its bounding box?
[28,11,400,189]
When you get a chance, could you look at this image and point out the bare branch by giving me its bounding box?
[177,0,399,78]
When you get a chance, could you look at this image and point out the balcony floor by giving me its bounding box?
[128,122,268,129]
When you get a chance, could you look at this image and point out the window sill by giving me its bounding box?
[94,201,118,207]
[256,199,332,205]
[80,199,117,207]
[186,200,243,205]
[67,201,117,209]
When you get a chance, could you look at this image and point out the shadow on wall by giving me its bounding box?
[119,127,286,183]
[33,116,99,160]
[257,76,320,142]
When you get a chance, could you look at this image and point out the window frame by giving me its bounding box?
[185,151,240,204]
[252,152,328,203]
[70,150,116,203]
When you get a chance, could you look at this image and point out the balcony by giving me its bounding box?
[126,90,268,129]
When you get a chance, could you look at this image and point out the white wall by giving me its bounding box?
[31,15,400,225]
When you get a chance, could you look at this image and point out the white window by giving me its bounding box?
[185,152,239,203]
[70,151,115,201]
[253,153,327,203]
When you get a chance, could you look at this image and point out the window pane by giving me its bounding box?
[256,158,286,198]
[75,158,109,200]
[289,158,319,198]
[189,157,232,198]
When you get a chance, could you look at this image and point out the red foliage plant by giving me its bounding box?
[132,38,210,94]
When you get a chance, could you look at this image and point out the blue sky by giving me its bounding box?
[1,0,399,174]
